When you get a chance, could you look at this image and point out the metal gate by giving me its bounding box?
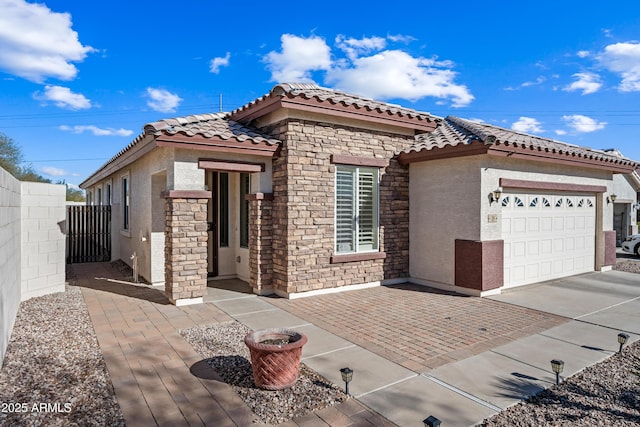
[66,205,111,263]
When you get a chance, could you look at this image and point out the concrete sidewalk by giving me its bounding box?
[207,270,640,426]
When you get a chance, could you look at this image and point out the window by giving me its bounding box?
[335,166,379,254]
[239,173,250,248]
[122,176,130,230]
[97,188,102,206]
[219,173,229,247]
[106,183,112,205]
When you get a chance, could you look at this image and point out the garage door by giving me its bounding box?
[502,193,595,288]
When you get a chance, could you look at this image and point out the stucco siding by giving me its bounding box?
[409,157,482,286]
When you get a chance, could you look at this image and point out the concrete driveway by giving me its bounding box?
[489,270,640,334]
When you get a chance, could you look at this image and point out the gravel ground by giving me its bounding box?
[180,321,348,425]
[0,285,124,427]
[481,340,640,426]
[615,258,640,274]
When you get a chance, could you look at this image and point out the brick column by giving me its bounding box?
[247,193,274,295]
[163,190,211,305]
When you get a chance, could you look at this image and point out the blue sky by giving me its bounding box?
[1,0,640,188]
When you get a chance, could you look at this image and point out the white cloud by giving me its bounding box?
[336,35,386,60]
[0,0,94,82]
[387,34,416,44]
[511,117,543,133]
[327,50,474,107]
[33,85,91,109]
[597,41,640,91]
[264,34,332,82]
[562,114,607,133]
[145,87,182,113]
[505,76,546,91]
[59,125,133,136]
[577,50,591,58]
[563,72,602,94]
[41,166,67,176]
[210,52,230,74]
[263,33,474,107]
[555,129,567,136]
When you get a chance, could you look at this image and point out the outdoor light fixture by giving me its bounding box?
[423,415,442,427]
[550,359,564,385]
[489,186,503,205]
[618,332,630,353]
[607,194,618,204]
[340,367,353,395]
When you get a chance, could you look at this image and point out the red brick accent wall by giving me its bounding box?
[164,197,209,303]
[248,193,274,294]
[455,239,504,291]
[603,230,617,267]
[262,118,412,295]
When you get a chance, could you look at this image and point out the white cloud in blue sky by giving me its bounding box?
[511,117,544,133]
[0,0,94,83]
[145,88,182,113]
[210,52,231,74]
[263,34,474,107]
[264,34,332,82]
[563,72,602,95]
[562,114,607,133]
[33,85,91,109]
[59,125,133,137]
[597,41,640,92]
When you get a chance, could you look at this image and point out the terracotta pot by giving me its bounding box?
[244,328,308,390]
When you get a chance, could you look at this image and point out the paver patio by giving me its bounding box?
[267,283,570,372]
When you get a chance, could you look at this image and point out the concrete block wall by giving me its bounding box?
[0,168,66,367]
[0,167,22,367]
[20,181,66,300]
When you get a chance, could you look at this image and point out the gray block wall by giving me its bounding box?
[0,168,66,367]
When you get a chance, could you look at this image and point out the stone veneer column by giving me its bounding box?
[247,193,274,295]
[163,190,211,306]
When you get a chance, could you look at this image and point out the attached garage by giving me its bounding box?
[502,192,596,288]
[400,115,638,296]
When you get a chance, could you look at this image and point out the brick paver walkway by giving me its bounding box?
[75,262,392,426]
[268,283,570,373]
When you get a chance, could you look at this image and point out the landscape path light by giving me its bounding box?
[550,359,564,385]
[340,367,353,395]
[423,415,441,427]
[618,332,630,353]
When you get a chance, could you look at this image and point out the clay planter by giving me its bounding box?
[244,328,308,390]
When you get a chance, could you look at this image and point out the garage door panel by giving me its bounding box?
[503,192,595,288]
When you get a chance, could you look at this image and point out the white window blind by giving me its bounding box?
[335,166,379,254]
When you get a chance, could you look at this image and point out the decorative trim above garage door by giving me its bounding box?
[500,178,606,194]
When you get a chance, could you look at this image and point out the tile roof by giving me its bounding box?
[80,113,280,188]
[231,83,436,123]
[403,116,638,167]
[145,113,280,145]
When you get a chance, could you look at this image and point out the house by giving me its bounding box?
[602,149,640,245]
[80,83,638,305]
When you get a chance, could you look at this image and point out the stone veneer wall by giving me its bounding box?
[265,118,412,296]
[164,194,209,303]
[248,193,274,294]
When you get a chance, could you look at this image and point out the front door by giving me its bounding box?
[208,172,219,277]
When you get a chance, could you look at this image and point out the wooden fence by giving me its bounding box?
[66,205,111,263]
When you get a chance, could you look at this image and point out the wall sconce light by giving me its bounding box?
[489,187,503,205]
[423,415,442,427]
[340,367,353,395]
[618,332,630,353]
[550,359,564,385]
[607,194,617,204]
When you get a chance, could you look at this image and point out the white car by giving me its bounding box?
[621,234,640,256]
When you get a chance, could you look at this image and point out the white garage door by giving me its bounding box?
[502,193,595,288]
